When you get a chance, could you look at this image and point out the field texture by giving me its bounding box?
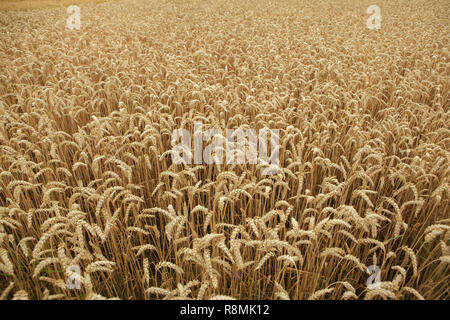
[0,0,449,300]
[0,0,109,11]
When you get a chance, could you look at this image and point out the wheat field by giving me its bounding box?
[0,0,449,300]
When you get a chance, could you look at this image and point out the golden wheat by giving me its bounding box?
[0,0,448,300]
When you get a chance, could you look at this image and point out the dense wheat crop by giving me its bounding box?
[0,0,449,300]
